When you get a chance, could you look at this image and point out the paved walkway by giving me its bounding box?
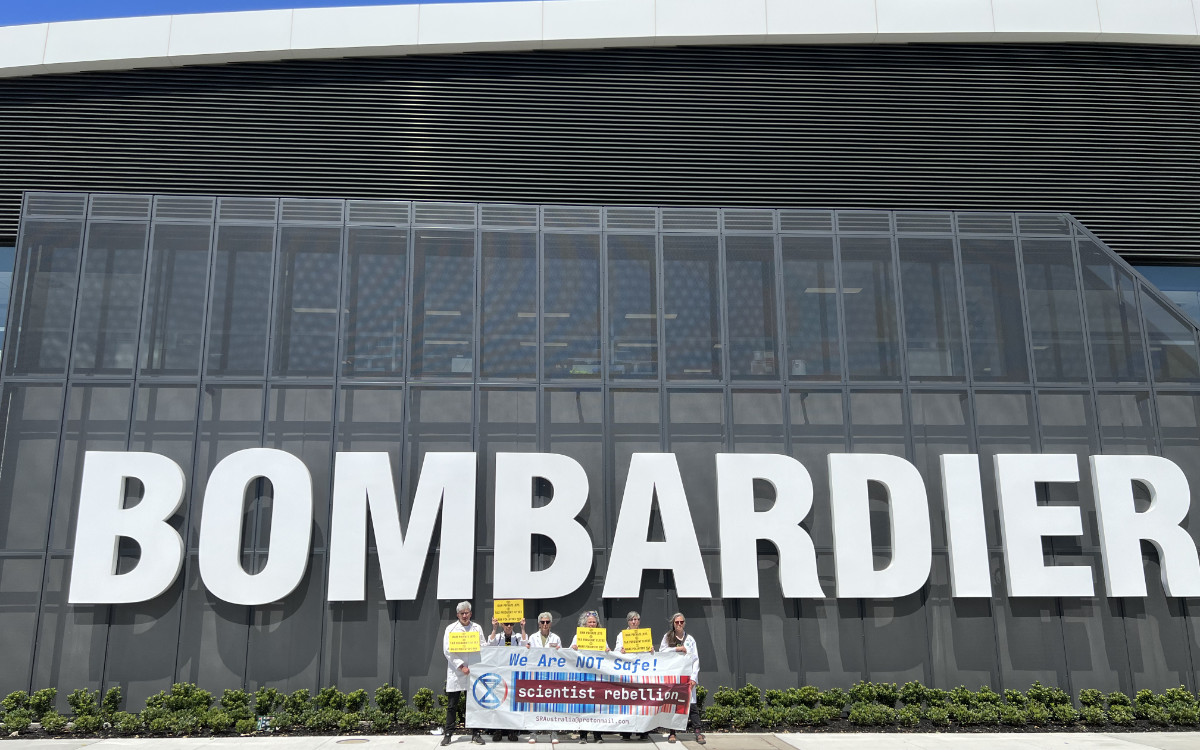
[3,733,1199,750]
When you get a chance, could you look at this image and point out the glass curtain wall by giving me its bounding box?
[3,195,1200,704]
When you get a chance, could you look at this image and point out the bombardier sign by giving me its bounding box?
[67,450,1200,606]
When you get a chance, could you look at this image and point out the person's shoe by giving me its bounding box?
[494,734,505,742]
[667,733,677,744]
[579,734,588,744]
[508,732,520,742]
[694,734,705,745]
[551,732,559,745]
[595,735,604,744]
[528,735,537,745]
[441,735,453,747]
[472,732,485,745]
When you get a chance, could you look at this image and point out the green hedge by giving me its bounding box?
[1,680,1198,736]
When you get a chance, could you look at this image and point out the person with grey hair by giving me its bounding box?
[658,613,703,744]
[569,610,609,743]
[442,600,485,746]
[525,612,561,745]
[614,611,649,742]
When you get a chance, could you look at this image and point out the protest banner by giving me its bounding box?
[494,599,524,623]
[620,628,653,653]
[448,631,482,653]
[467,648,692,732]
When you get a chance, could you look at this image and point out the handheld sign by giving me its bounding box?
[448,631,481,653]
[493,599,524,623]
[621,627,653,653]
[575,626,608,651]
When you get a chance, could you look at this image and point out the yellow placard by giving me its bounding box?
[493,599,524,623]
[621,628,653,653]
[575,626,608,651]
[448,631,481,653]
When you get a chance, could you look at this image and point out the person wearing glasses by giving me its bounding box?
[489,616,528,741]
[569,611,609,743]
[614,612,650,742]
[526,612,562,745]
[442,601,486,746]
[658,614,704,745]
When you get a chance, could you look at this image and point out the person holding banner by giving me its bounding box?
[569,611,609,743]
[614,612,651,742]
[489,616,527,742]
[526,612,562,649]
[442,601,486,746]
[658,614,704,745]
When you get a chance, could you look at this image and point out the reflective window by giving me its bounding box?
[141,224,211,376]
[898,238,964,380]
[960,238,1028,382]
[1080,240,1146,383]
[72,222,148,375]
[726,236,778,380]
[608,235,658,379]
[781,236,840,380]
[543,234,600,379]
[545,388,604,540]
[6,221,83,376]
[1139,284,1200,383]
[666,389,725,548]
[788,390,844,550]
[411,230,475,378]
[481,232,537,379]
[207,225,275,377]
[272,226,342,376]
[841,237,901,381]
[663,235,721,380]
[1022,239,1088,382]
[1135,265,1200,325]
[0,243,16,362]
[343,227,407,377]
[0,385,65,551]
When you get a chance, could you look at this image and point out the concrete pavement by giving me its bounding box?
[3,733,1200,750]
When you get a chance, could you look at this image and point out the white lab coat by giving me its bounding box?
[488,632,526,647]
[569,629,610,651]
[614,630,652,654]
[444,620,485,692]
[526,630,562,648]
[659,632,699,702]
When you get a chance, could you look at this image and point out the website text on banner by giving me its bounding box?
[467,648,693,732]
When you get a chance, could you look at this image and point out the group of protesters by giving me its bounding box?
[442,602,703,747]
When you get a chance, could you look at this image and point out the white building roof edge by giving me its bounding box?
[1,0,1198,78]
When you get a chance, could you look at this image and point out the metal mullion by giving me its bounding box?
[831,229,849,388]
[655,218,668,452]
[950,214,980,387]
[716,230,731,387]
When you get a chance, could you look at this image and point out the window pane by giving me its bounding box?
[343,227,407,377]
[207,225,274,376]
[1080,240,1146,383]
[789,390,845,549]
[0,244,14,361]
[481,232,536,379]
[1022,239,1088,382]
[411,230,475,378]
[726,236,778,380]
[272,226,341,376]
[265,387,333,543]
[781,236,840,380]
[1096,391,1155,454]
[543,234,600,379]
[7,220,83,376]
[0,384,65,551]
[608,235,658,379]
[731,389,784,453]
[1139,284,1200,383]
[898,237,964,379]
[141,223,211,376]
[546,388,604,541]
[664,235,721,380]
[960,238,1029,382]
[480,388,537,547]
[666,390,724,548]
[72,222,148,375]
[610,389,661,538]
[910,391,969,548]
[841,237,900,380]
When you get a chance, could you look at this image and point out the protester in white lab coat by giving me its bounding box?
[442,601,485,746]
[525,612,562,745]
[658,613,704,745]
[570,610,609,744]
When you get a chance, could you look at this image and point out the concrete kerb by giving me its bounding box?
[4,734,1200,750]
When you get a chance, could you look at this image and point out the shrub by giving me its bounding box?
[976,703,1000,724]
[206,709,234,733]
[848,701,895,726]
[976,686,1001,705]
[363,706,391,733]
[899,681,926,706]
[764,689,784,707]
[696,685,708,709]
[999,704,1026,726]
[781,706,807,726]
[316,686,346,711]
[897,704,922,727]
[848,681,876,705]
[29,688,57,716]
[758,706,783,729]
[284,689,312,715]
[1050,703,1079,724]
[1080,705,1107,725]
[345,689,369,713]
[729,706,757,730]
[3,709,33,733]
[737,684,763,709]
[111,711,142,735]
[375,684,405,717]
[235,718,257,734]
[412,687,436,712]
[1003,689,1027,707]
[814,704,842,724]
[1165,686,1197,708]
[948,686,975,707]
[1108,704,1135,726]
[255,687,283,716]
[1027,701,1050,724]
[925,688,948,707]
[338,712,364,732]
[792,686,820,707]
[72,714,103,734]
[68,688,100,717]
[819,687,847,709]
[41,711,69,733]
[1106,691,1132,708]
[1144,705,1170,726]
[875,682,899,707]
[926,706,950,726]
[948,704,976,725]
[102,687,122,716]
[1078,688,1103,707]
[1167,704,1200,726]
[2,691,29,713]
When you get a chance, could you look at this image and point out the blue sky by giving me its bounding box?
[0,0,503,26]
